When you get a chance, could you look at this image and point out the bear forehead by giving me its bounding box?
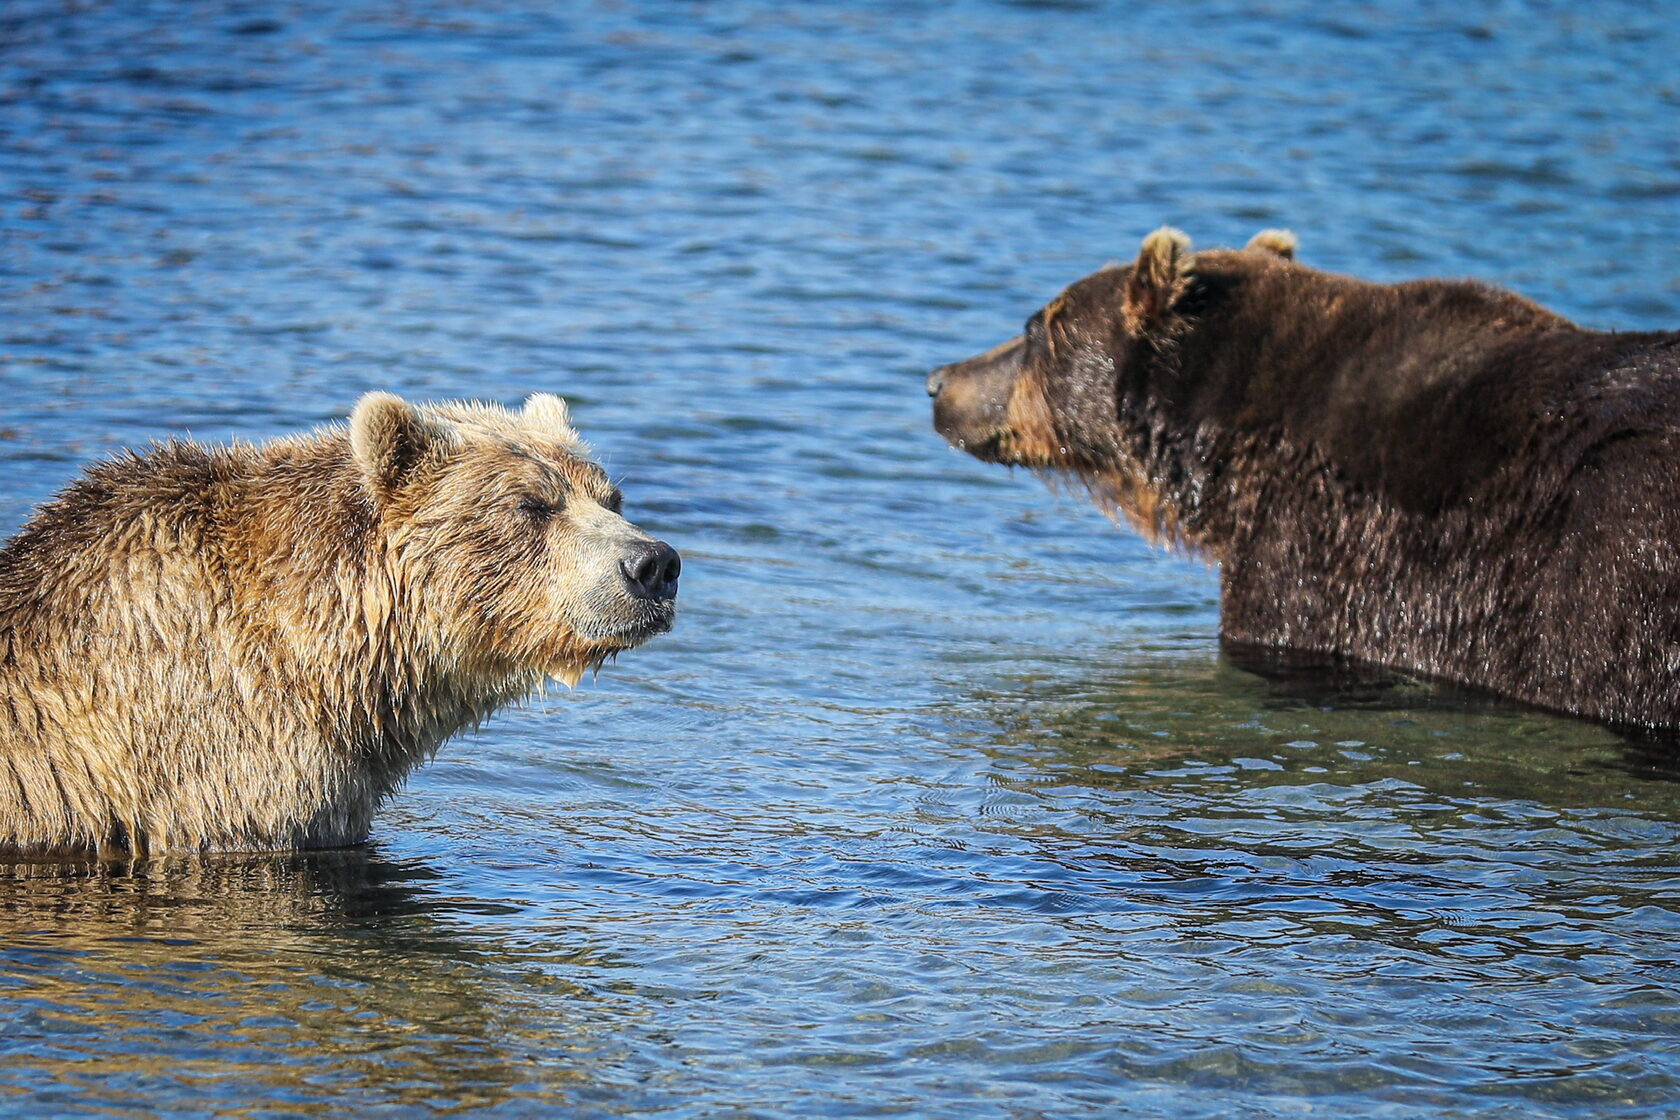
[449,434,612,498]
[470,431,617,493]
[422,399,589,456]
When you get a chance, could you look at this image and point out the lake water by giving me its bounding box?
[3,1,1680,1116]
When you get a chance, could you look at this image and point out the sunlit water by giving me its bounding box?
[3,1,1680,1116]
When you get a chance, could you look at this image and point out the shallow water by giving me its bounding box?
[3,0,1680,1116]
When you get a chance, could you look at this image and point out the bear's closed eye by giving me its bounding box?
[519,495,560,519]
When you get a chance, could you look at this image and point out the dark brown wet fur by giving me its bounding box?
[930,227,1680,731]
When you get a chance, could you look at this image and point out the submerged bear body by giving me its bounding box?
[0,393,679,855]
[930,227,1680,730]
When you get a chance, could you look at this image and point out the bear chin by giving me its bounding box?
[546,611,675,688]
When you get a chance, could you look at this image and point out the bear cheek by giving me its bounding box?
[997,368,1065,467]
[526,533,622,640]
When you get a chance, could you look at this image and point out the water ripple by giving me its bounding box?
[2,0,1679,1116]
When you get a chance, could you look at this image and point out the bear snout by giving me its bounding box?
[930,363,1008,456]
[928,334,1032,461]
[619,539,682,602]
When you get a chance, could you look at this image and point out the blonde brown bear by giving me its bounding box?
[0,392,680,855]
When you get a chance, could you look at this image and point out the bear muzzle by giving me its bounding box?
[553,530,680,667]
[619,539,681,603]
[600,536,679,643]
[928,335,1028,462]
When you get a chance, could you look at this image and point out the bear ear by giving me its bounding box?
[522,393,576,437]
[1245,228,1298,260]
[350,392,434,499]
[1123,226,1193,334]
[522,393,589,453]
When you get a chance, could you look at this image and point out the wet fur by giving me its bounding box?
[932,228,1680,729]
[0,394,669,854]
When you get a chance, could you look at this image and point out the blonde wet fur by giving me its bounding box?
[0,393,677,855]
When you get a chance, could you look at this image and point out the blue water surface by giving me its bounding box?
[2,1,1679,1116]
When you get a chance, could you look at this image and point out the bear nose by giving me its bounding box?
[926,366,948,397]
[620,540,681,601]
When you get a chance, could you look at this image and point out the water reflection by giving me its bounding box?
[1220,643,1680,781]
[922,644,1680,1109]
[0,850,631,1115]
[953,641,1680,810]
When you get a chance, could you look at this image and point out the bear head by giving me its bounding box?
[349,392,679,688]
[927,227,1300,547]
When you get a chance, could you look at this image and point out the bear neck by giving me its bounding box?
[225,443,531,787]
[1113,263,1592,556]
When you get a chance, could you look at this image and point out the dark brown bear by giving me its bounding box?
[929,227,1680,730]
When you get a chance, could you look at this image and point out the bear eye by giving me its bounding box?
[603,488,624,514]
[519,495,560,520]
